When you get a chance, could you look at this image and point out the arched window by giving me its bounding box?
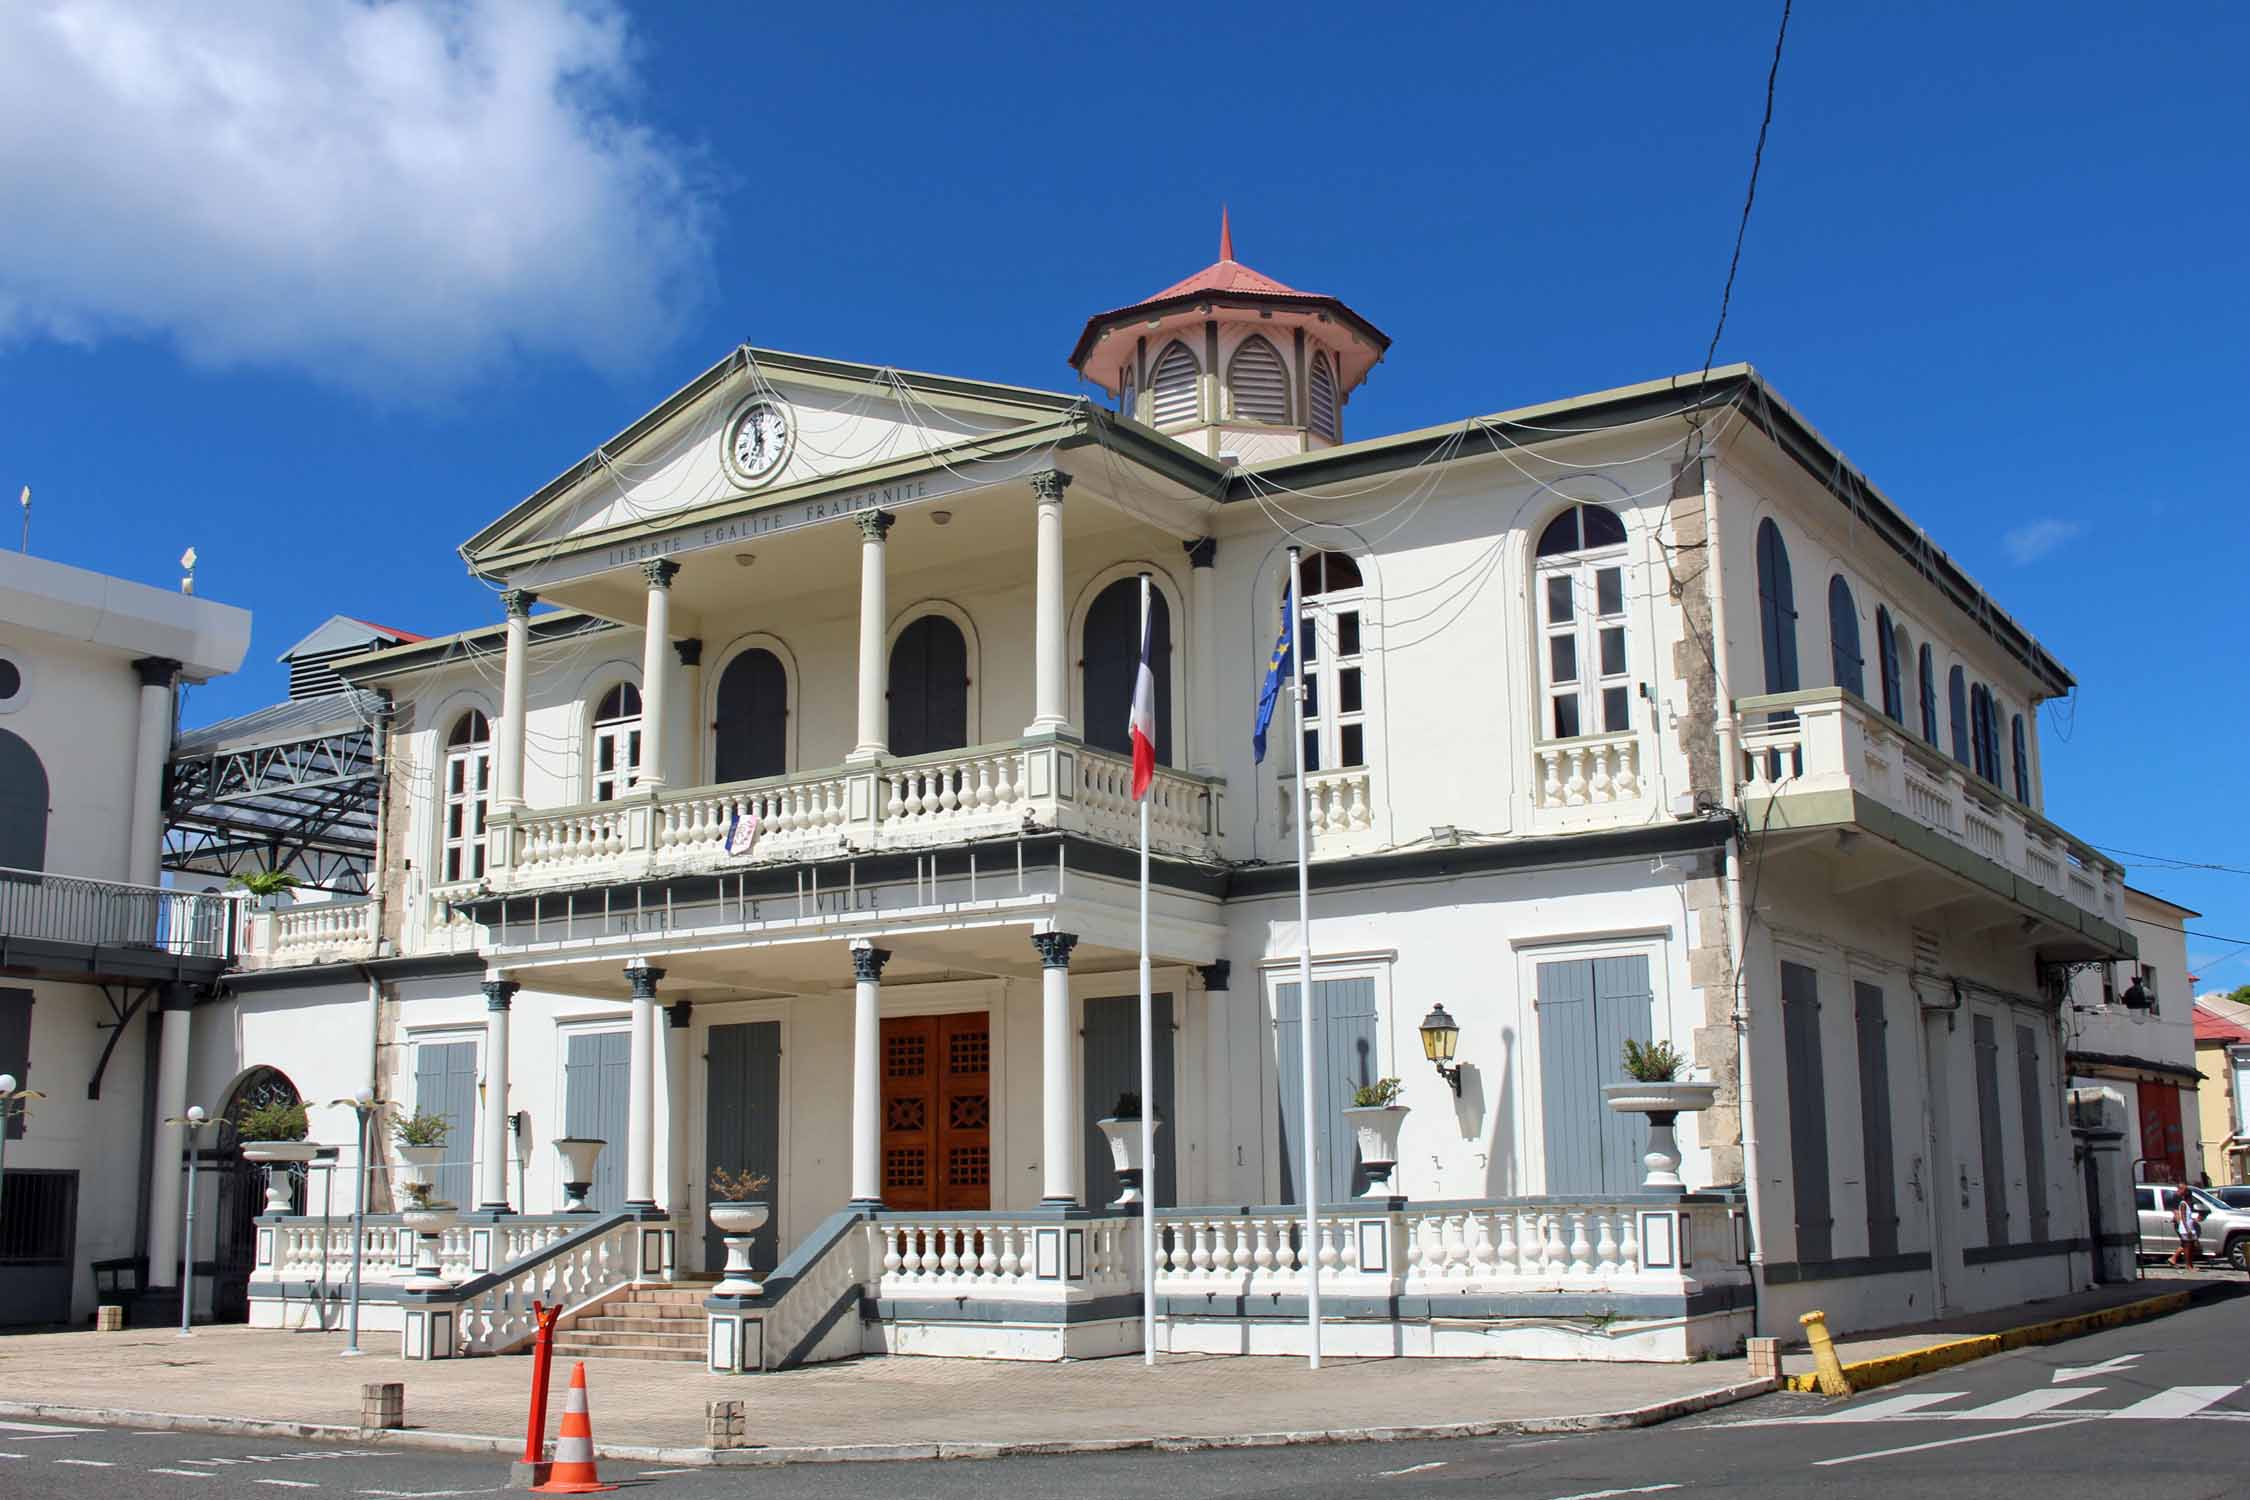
[714,648,788,784]
[1309,352,1339,441]
[2011,713,2030,803]
[442,709,492,884]
[1149,341,1200,427]
[0,727,47,872]
[1225,335,1290,424]
[1969,685,1998,783]
[1947,667,1969,766]
[887,614,969,757]
[1291,552,1366,772]
[591,682,642,802]
[1755,519,1799,695]
[1082,579,1172,766]
[1536,505,1632,740]
[1875,606,1903,722]
[1828,576,1864,698]
[1917,643,1938,745]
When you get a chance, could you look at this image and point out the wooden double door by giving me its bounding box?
[879,1013,991,1211]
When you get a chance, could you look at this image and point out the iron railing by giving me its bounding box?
[0,865,235,961]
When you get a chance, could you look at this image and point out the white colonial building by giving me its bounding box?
[211,228,2135,1366]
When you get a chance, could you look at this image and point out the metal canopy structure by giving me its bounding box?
[163,690,387,894]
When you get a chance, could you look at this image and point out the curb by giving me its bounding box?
[0,1376,1777,1468]
[1780,1286,2205,1395]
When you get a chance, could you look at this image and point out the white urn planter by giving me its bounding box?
[394,1142,446,1195]
[239,1140,319,1215]
[398,1206,459,1288]
[1097,1116,1163,1206]
[1603,1081,1720,1190]
[552,1137,606,1213]
[708,1202,771,1295]
[1342,1105,1410,1198]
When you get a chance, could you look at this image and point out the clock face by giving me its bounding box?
[726,400,792,485]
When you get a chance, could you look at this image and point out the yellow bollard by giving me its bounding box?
[1799,1310,1852,1397]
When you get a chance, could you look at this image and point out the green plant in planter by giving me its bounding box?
[1106,1091,1147,1121]
[390,1109,451,1148]
[1349,1077,1405,1109]
[229,869,303,899]
[1621,1038,1687,1083]
[237,1099,309,1142]
[709,1166,771,1203]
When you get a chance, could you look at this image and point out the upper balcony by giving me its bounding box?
[1733,688,2127,958]
[0,864,235,979]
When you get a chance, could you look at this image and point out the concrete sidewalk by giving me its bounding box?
[0,1326,1769,1465]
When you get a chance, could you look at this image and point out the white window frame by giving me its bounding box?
[1294,555,1367,774]
[441,710,492,885]
[590,681,643,803]
[1534,517,1632,743]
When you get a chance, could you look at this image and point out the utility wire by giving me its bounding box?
[2094,845,2250,878]
[1694,0,1794,392]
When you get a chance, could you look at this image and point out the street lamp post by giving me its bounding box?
[0,1074,49,1225]
[167,1105,212,1337]
[335,1088,377,1358]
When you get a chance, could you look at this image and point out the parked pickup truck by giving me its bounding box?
[2135,1184,2250,1268]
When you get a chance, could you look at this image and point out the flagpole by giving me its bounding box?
[1136,571,1157,1367]
[1286,547,1321,1371]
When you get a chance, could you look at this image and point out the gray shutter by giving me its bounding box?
[1854,981,1899,1259]
[1309,355,1338,440]
[414,1041,479,1209]
[1226,336,1290,424]
[1592,957,1654,1194]
[1084,995,1176,1209]
[2013,1022,2049,1242]
[0,989,29,1142]
[1274,980,1377,1205]
[1780,962,1832,1263]
[1150,343,1199,426]
[1972,1014,2009,1246]
[705,1022,780,1270]
[564,1031,631,1214]
[1537,961,1601,1196]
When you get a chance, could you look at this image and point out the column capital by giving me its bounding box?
[666,1000,694,1030]
[133,656,182,690]
[1030,931,1078,970]
[673,636,703,668]
[501,588,538,620]
[850,944,891,982]
[1196,958,1232,992]
[1183,536,1218,569]
[481,978,520,1012]
[625,963,667,999]
[855,508,895,543]
[1030,470,1073,506]
[640,558,680,591]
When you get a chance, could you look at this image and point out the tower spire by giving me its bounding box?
[1219,204,1234,263]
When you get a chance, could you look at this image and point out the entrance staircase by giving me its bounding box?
[552,1276,716,1364]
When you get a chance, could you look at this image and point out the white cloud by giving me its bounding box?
[2001,517,2084,565]
[0,0,714,390]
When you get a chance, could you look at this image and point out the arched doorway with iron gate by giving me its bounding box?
[212,1066,304,1322]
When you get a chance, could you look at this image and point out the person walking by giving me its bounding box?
[2170,1186,2202,1269]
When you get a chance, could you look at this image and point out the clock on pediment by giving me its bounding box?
[722,397,794,488]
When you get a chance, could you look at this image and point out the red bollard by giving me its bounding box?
[523,1301,562,1467]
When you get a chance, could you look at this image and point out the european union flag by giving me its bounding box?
[1252,580,1295,764]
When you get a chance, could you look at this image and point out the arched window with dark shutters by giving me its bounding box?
[1918,644,1938,745]
[714,648,788,783]
[887,615,969,757]
[2011,713,2030,802]
[1755,519,1799,695]
[1149,342,1199,427]
[1081,579,1172,765]
[1875,606,1903,721]
[1828,576,1864,698]
[0,728,48,872]
[1947,667,1969,766]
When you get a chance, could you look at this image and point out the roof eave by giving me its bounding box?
[1069,291,1392,372]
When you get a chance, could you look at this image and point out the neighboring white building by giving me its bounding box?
[198,229,2134,1362]
[0,549,247,1325]
[2066,888,2199,1188]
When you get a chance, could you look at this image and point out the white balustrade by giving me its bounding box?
[1074,756,1212,856]
[1533,733,1644,808]
[453,1217,650,1354]
[1279,770,1373,847]
[883,749,1028,839]
[664,773,854,858]
[511,803,631,872]
[1152,1211,1361,1286]
[868,1214,1136,1298]
[1400,1202,1645,1282]
[264,1215,586,1291]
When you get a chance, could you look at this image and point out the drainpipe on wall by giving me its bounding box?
[1699,452,1768,1331]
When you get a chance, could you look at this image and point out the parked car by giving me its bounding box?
[2208,1185,2250,1213]
[2134,1184,2250,1267]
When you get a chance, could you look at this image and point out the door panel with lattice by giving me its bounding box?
[878,1013,991,1211]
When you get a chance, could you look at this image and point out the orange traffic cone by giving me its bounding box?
[532,1362,616,1494]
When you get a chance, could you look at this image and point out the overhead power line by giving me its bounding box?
[1694,0,1794,393]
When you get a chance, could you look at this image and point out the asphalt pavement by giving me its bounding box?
[3,1286,2242,1499]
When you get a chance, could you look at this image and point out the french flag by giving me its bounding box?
[1128,581,1156,802]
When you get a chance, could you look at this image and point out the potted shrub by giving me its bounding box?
[707,1166,772,1295]
[391,1108,451,1194]
[552,1137,606,1213]
[1341,1077,1410,1198]
[1602,1040,1718,1190]
[396,1179,459,1288]
[1096,1092,1163,1207]
[237,1099,316,1216]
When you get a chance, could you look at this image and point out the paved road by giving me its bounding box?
[3,1288,2242,1500]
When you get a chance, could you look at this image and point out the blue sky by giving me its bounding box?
[3,3,2244,982]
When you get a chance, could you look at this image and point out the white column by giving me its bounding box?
[637,560,677,792]
[126,657,178,888]
[625,962,662,1208]
[494,591,534,811]
[1185,539,1220,775]
[847,511,895,763]
[1033,931,1080,1205]
[1025,471,1072,737]
[664,1001,693,1228]
[849,943,889,1204]
[477,978,517,1211]
[144,987,193,1283]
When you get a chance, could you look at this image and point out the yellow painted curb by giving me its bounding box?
[1783,1289,2196,1395]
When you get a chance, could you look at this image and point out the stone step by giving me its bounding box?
[555,1328,704,1351]
[601,1299,706,1318]
[575,1315,704,1335]
[611,1287,711,1306]
[552,1340,702,1364]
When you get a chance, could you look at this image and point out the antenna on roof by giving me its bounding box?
[180,546,198,596]
[1219,205,1234,262]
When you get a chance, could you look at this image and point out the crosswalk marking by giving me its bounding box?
[1815,1416,2099,1467]
[149,1469,214,1478]
[1807,1391,1968,1423]
[54,1458,115,1466]
[1946,1388,2107,1420]
[0,1421,93,1439]
[256,1481,322,1489]
[2109,1385,2242,1419]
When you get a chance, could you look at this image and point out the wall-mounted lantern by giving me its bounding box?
[1418,1004,1463,1096]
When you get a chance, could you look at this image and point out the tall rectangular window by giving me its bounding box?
[1781,962,1832,1263]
